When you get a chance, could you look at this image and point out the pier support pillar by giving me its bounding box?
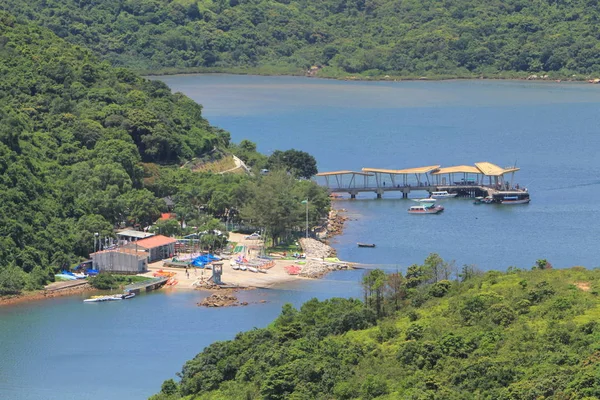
[350,194,356,199]
[377,193,382,199]
[403,192,408,199]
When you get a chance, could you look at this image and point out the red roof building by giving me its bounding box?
[126,235,177,262]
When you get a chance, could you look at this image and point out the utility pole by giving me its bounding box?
[301,199,308,239]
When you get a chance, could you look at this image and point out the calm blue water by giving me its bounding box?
[157,75,600,270]
[3,75,600,399]
[0,272,363,400]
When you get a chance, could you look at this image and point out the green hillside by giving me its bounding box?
[152,262,600,399]
[3,0,600,78]
[0,12,328,295]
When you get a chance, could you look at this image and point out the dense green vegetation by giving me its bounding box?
[152,259,600,399]
[4,0,600,78]
[0,13,327,296]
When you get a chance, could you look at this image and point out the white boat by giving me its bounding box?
[248,267,259,273]
[413,198,437,203]
[501,197,530,205]
[231,264,240,270]
[83,293,135,303]
[258,268,267,274]
[408,203,444,214]
[239,265,247,271]
[430,191,457,199]
[474,196,494,204]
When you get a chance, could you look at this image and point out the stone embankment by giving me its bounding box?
[325,209,348,238]
[298,238,350,278]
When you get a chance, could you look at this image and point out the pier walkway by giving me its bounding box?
[316,162,525,199]
[124,277,168,294]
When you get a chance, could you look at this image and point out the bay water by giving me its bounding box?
[2,75,600,399]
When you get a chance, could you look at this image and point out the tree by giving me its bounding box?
[268,149,318,179]
[361,269,387,317]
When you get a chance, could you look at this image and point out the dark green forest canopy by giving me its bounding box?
[3,0,600,77]
[0,12,328,294]
[152,267,600,400]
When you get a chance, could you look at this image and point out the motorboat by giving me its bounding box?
[83,292,135,303]
[357,243,376,248]
[474,196,494,204]
[413,198,437,204]
[430,191,457,199]
[408,203,444,214]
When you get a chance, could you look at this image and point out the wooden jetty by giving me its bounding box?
[124,277,168,294]
[316,162,528,200]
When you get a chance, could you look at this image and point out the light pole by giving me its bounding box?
[301,199,308,238]
[94,232,99,253]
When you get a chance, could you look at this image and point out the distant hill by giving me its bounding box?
[3,0,600,78]
[151,265,600,399]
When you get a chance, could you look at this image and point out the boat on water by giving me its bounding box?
[83,293,135,303]
[474,196,494,204]
[408,203,444,214]
[430,191,458,199]
[501,197,531,205]
[413,198,437,204]
[357,243,376,248]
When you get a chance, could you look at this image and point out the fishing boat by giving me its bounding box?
[357,243,376,248]
[430,191,457,199]
[408,203,444,214]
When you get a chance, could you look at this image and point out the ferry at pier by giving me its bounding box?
[430,191,458,199]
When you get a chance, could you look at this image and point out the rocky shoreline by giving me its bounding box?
[0,283,93,306]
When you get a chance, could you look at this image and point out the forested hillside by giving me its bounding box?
[0,12,328,295]
[3,0,600,77]
[152,263,600,399]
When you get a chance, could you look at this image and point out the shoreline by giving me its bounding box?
[144,67,595,84]
[0,207,353,307]
[0,282,94,307]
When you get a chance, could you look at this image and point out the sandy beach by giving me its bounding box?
[140,233,311,290]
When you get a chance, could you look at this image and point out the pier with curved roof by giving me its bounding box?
[316,162,525,199]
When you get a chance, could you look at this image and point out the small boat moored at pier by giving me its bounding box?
[357,243,376,248]
[430,191,458,199]
[474,196,494,204]
[501,197,530,205]
[408,204,444,214]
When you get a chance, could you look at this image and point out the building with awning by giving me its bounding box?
[126,235,177,262]
[474,162,520,189]
[315,170,374,189]
[362,165,440,186]
[432,165,483,185]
